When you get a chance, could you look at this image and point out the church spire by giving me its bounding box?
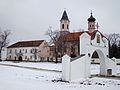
[60,10,69,21]
[60,10,70,32]
[87,11,96,33]
[88,11,96,22]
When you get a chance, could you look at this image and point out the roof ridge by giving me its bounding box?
[7,40,45,48]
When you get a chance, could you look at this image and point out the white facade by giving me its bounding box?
[62,31,117,81]
[7,47,39,61]
[7,40,50,61]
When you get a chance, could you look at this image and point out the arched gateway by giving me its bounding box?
[91,49,106,76]
[62,31,117,81]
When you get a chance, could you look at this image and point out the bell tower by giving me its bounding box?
[60,10,70,32]
[87,11,96,33]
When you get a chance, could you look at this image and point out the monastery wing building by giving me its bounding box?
[7,40,50,61]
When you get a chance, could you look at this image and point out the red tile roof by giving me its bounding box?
[64,30,105,42]
[65,31,93,41]
[65,32,83,41]
[7,40,44,48]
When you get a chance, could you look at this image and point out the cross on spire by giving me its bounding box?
[64,8,66,10]
[91,10,92,15]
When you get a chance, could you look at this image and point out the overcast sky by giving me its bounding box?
[0,0,120,44]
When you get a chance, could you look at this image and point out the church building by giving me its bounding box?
[56,10,107,60]
[61,10,116,81]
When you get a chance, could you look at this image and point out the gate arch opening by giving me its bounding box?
[90,49,106,76]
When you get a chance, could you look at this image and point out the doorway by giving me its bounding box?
[18,56,22,61]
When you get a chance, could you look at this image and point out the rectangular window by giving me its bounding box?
[9,49,12,54]
[97,34,100,43]
[30,49,33,53]
[25,56,27,59]
[25,49,27,53]
[19,49,22,53]
[15,49,17,53]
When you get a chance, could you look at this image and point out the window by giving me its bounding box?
[97,34,100,43]
[30,56,32,59]
[15,57,16,60]
[19,49,22,53]
[35,56,37,60]
[89,25,91,27]
[30,49,33,53]
[62,24,64,29]
[9,49,12,54]
[9,56,11,59]
[25,56,27,59]
[15,49,17,53]
[67,24,69,29]
[25,49,27,53]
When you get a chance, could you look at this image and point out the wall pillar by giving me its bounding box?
[84,54,91,78]
[62,54,71,81]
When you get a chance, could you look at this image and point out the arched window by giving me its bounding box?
[89,25,91,27]
[67,24,69,29]
[62,24,64,29]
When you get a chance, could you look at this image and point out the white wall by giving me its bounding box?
[116,59,120,64]
[62,54,91,81]
[91,32,108,48]
[62,55,71,81]
[38,41,50,61]
[70,55,89,80]
[80,32,90,55]
[106,58,117,76]
[7,47,40,61]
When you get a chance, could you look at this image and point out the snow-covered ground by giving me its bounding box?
[0,61,120,90]
[0,61,62,71]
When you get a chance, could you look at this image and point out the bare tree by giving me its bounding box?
[0,30,11,60]
[108,33,120,46]
[46,27,60,63]
[108,33,120,58]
